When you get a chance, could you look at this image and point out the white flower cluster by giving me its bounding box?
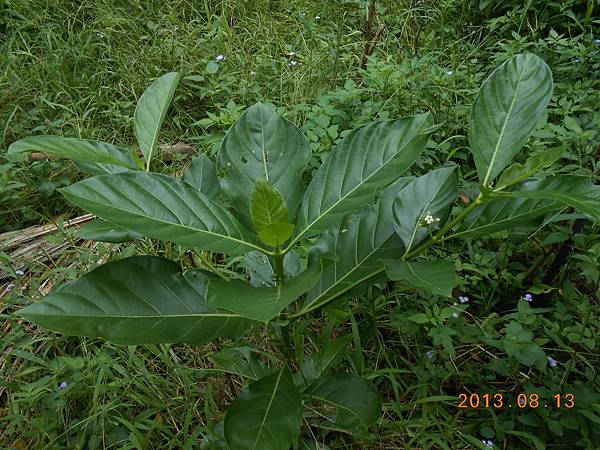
[422,212,440,226]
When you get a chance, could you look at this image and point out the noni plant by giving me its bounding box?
[8,53,600,449]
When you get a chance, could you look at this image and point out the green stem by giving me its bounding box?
[273,249,285,286]
[291,192,488,319]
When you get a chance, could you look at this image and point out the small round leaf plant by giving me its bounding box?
[8,54,600,449]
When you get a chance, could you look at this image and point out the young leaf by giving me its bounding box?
[307,374,381,436]
[7,136,139,169]
[225,369,303,450]
[19,256,252,344]
[305,177,412,311]
[250,178,294,247]
[294,113,433,245]
[218,102,311,225]
[183,154,221,197]
[76,218,143,243]
[134,72,181,170]
[495,147,564,190]
[470,53,553,186]
[207,247,331,322]
[393,165,458,253]
[60,172,262,255]
[383,259,457,297]
[495,175,600,221]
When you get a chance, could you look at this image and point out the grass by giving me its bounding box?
[2,0,600,448]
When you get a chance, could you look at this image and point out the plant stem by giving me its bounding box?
[273,248,285,286]
[292,193,488,318]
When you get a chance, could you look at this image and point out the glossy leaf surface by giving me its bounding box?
[19,256,251,344]
[305,178,412,309]
[384,259,457,297]
[8,136,139,169]
[218,103,311,225]
[134,72,181,169]
[225,369,302,450]
[76,218,143,243]
[60,172,261,255]
[183,154,221,197]
[294,113,433,244]
[393,166,458,253]
[470,53,552,186]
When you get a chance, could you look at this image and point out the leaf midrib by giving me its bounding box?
[252,370,284,450]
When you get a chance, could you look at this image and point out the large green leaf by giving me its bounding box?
[307,374,381,436]
[383,259,457,297]
[393,166,458,253]
[225,368,303,450]
[7,136,139,169]
[76,218,143,243]
[304,178,412,312]
[74,160,134,176]
[60,172,262,255]
[250,178,294,247]
[451,180,563,239]
[19,256,251,344]
[294,113,433,245]
[207,247,330,322]
[495,175,600,221]
[134,72,181,170]
[183,154,221,197]
[470,53,553,186]
[218,103,311,225]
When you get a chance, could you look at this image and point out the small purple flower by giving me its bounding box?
[523,293,533,302]
[426,350,434,359]
[59,381,68,390]
[481,440,494,449]
[547,357,558,367]
[459,295,469,304]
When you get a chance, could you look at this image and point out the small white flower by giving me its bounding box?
[315,15,321,20]
[341,228,348,233]
[426,350,434,359]
[594,39,600,46]
[547,357,558,367]
[288,60,298,67]
[215,54,225,62]
[459,295,469,303]
[447,70,454,76]
[481,440,493,449]
[95,32,107,38]
[15,270,24,276]
[289,51,296,57]
[6,283,15,290]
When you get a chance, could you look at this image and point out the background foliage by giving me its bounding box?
[1,0,599,448]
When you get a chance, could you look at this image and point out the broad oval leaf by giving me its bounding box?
[294,113,433,245]
[134,72,181,170]
[183,154,221,197]
[470,53,553,186]
[60,172,262,255]
[210,347,275,381]
[218,102,311,225]
[383,259,457,297]
[7,136,139,169]
[307,374,381,436]
[393,165,458,254]
[225,369,303,450]
[76,218,143,243]
[295,335,353,390]
[251,178,294,247]
[305,178,412,312]
[19,256,251,344]
[74,160,135,176]
[245,251,302,288]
